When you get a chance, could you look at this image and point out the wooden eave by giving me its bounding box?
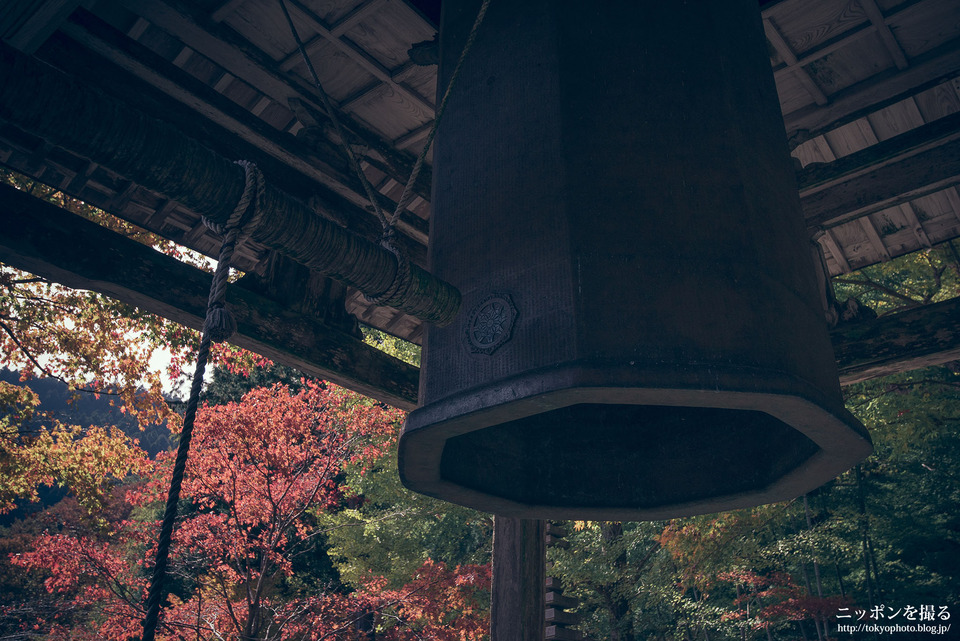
[1,0,960,405]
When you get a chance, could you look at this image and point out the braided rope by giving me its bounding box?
[388,0,492,228]
[277,0,389,229]
[141,162,262,641]
[204,160,265,243]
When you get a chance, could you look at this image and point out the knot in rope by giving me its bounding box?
[204,304,238,343]
[201,160,264,343]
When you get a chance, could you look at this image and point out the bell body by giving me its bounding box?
[399,0,872,519]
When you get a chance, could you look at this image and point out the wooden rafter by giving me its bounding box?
[0,0,82,53]
[899,202,933,248]
[45,18,429,264]
[115,0,433,202]
[819,230,852,273]
[860,0,909,70]
[945,186,960,223]
[763,17,828,106]
[276,0,388,70]
[858,216,892,262]
[270,0,435,115]
[60,17,371,211]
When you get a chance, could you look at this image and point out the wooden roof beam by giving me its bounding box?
[818,229,852,273]
[50,14,428,263]
[858,216,893,262]
[832,296,960,385]
[277,0,388,70]
[2,179,954,400]
[798,109,960,228]
[945,186,960,223]
[860,0,909,71]
[899,201,933,248]
[0,0,83,53]
[0,40,458,324]
[61,12,411,221]
[0,182,419,408]
[272,0,435,115]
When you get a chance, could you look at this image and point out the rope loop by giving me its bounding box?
[365,228,413,307]
[204,160,265,241]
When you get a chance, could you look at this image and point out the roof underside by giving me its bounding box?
[2,0,960,346]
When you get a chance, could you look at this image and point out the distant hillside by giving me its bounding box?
[1,368,175,525]
[0,368,173,458]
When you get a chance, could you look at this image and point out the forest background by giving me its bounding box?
[0,168,958,640]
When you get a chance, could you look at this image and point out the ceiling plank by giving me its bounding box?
[782,39,960,138]
[48,15,429,262]
[277,0,435,115]
[60,16,380,214]
[115,0,435,206]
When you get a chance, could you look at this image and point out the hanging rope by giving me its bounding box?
[387,0,492,229]
[140,161,263,641]
[278,0,491,305]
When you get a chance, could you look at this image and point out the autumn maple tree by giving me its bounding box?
[11,381,491,640]
[0,168,278,517]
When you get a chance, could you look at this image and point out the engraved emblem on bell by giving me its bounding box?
[465,293,517,355]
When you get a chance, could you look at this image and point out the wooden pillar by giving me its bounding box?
[491,517,545,641]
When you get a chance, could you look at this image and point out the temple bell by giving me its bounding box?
[398,0,872,520]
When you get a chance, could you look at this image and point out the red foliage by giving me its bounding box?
[209,343,274,378]
[717,569,851,629]
[9,382,494,640]
[374,559,491,640]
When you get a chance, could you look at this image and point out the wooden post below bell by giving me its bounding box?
[491,517,545,640]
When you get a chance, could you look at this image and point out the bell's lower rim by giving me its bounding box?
[399,362,871,520]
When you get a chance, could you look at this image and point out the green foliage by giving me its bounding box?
[551,358,960,641]
[361,326,421,367]
[321,445,491,589]
[0,378,148,519]
[199,361,306,407]
[833,242,960,314]
[549,521,679,640]
[844,364,960,607]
